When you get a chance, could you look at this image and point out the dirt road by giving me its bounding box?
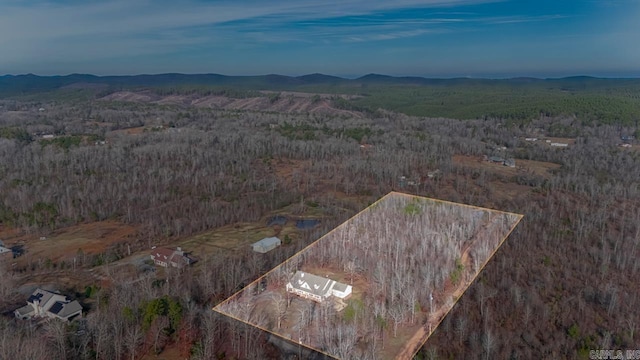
[394,214,501,359]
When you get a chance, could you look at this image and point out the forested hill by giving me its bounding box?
[2,73,640,93]
[2,73,640,123]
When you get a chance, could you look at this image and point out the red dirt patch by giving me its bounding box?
[100,91,157,102]
[108,126,147,136]
[99,91,364,118]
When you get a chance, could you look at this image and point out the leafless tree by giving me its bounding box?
[124,324,142,360]
[44,320,68,360]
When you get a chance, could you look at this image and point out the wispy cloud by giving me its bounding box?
[483,14,568,24]
[0,0,510,70]
[0,0,497,40]
[0,0,633,76]
[344,28,445,42]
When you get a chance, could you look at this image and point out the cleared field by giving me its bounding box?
[0,221,138,292]
[100,90,364,118]
[4,220,137,266]
[453,154,561,179]
[215,192,522,359]
[175,221,281,256]
[172,208,327,260]
[543,137,576,145]
[107,126,150,136]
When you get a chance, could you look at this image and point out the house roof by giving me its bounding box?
[332,282,350,293]
[24,288,82,319]
[27,289,59,307]
[253,237,281,248]
[57,301,83,318]
[151,247,176,260]
[15,304,34,316]
[49,301,65,314]
[151,247,192,266]
[289,271,335,298]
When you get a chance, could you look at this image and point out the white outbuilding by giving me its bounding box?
[251,237,282,253]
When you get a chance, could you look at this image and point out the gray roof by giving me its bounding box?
[15,304,34,316]
[332,282,350,292]
[288,271,335,298]
[57,301,83,318]
[28,289,57,306]
[253,237,281,248]
[25,288,82,319]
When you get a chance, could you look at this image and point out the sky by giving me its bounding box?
[1,0,639,78]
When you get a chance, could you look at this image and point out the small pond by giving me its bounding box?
[267,215,288,226]
[296,219,320,229]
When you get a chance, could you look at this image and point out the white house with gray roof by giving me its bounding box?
[286,270,352,303]
[14,288,83,322]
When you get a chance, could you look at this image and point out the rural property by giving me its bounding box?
[215,192,522,359]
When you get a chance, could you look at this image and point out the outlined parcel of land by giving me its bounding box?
[215,191,522,359]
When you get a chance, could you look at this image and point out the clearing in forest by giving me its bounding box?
[1,220,137,266]
[214,192,522,359]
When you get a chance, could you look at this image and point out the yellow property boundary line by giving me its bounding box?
[213,191,523,359]
[402,211,523,359]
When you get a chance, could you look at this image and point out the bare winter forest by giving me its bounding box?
[216,193,521,359]
[0,81,639,359]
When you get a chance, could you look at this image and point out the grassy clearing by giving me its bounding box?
[176,222,278,255]
[6,220,137,265]
[452,154,561,179]
[175,207,326,258]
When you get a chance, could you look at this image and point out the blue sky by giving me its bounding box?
[0,0,639,77]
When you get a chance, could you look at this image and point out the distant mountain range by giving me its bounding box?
[1,73,639,96]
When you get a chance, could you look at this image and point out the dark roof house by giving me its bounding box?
[150,247,195,268]
[15,289,82,321]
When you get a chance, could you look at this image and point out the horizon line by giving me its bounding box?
[3,72,640,81]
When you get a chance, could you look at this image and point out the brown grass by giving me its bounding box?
[544,137,576,145]
[108,126,147,136]
[453,154,561,179]
[7,220,137,266]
